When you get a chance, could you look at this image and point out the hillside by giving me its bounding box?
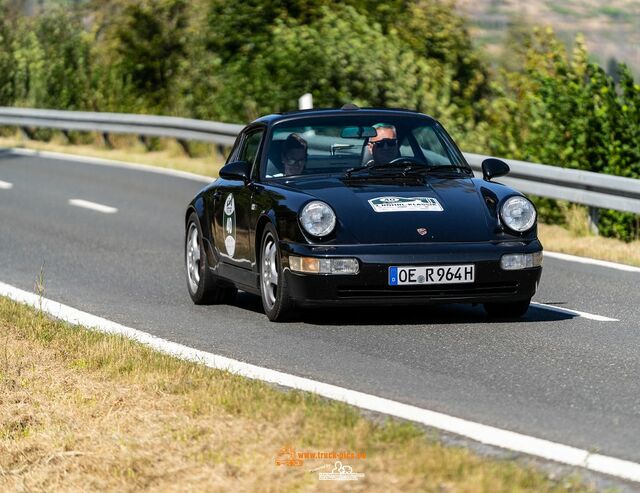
[456,0,640,75]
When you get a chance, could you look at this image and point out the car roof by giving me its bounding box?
[251,106,437,127]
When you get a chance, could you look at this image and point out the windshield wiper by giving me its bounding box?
[408,164,469,176]
[344,163,468,179]
[344,162,422,178]
[343,164,384,178]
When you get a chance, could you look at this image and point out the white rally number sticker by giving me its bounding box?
[389,264,474,285]
[223,193,236,257]
[369,196,443,212]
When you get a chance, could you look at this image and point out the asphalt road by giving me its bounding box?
[1,150,639,466]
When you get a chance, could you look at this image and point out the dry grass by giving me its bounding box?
[0,297,596,493]
[0,132,222,178]
[539,223,640,266]
[538,205,640,266]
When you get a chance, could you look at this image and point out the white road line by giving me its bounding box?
[0,281,638,483]
[0,179,13,189]
[531,302,619,322]
[68,199,118,214]
[8,147,213,183]
[545,251,640,274]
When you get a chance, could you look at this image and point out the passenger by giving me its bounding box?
[282,133,308,176]
[364,123,399,165]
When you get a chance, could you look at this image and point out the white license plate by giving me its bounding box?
[388,265,474,286]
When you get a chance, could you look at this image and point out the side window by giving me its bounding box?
[240,129,264,166]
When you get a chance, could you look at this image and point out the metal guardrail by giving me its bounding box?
[0,107,243,146]
[1,106,639,214]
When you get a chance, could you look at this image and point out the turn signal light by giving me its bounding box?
[500,251,543,270]
[289,256,359,275]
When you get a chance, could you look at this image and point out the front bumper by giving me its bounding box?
[280,240,543,307]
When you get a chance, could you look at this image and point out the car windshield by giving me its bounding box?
[263,115,469,179]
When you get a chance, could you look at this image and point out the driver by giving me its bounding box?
[365,123,399,165]
[282,132,308,176]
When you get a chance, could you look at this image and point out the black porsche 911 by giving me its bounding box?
[185,105,542,321]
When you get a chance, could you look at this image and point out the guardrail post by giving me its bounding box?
[138,135,152,151]
[61,130,74,144]
[20,127,34,140]
[216,144,226,159]
[101,132,113,149]
[177,138,192,157]
[588,207,600,235]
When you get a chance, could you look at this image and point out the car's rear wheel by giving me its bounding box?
[185,212,236,305]
[483,298,531,318]
[260,224,294,321]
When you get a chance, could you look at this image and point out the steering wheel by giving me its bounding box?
[389,157,423,166]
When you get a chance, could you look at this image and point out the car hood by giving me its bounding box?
[287,176,494,243]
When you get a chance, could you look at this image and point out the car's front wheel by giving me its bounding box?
[260,224,294,321]
[483,299,531,318]
[185,212,236,305]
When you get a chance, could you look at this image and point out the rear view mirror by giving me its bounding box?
[482,158,510,181]
[219,160,251,182]
[340,126,378,139]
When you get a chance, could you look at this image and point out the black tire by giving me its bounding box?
[484,298,531,318]
[259,223,294,321]
[185,212,237,305]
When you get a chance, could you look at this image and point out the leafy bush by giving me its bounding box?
[199,6,459,123]
[483,30,639,240]
[11,7,91,110]
[0,1,15,106]
[110,0,188,112]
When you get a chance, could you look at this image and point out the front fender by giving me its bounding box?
[186,196,207,227]
[186,192,217,265]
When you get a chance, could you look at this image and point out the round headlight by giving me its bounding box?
[300,201,336,237]
[500,196,536,232]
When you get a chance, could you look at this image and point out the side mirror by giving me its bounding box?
[219,160,251,182]
[481,158,510,181]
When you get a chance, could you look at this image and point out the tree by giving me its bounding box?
[98,0,189,113]
[195,6,459,125]
[201,0,487,112]
[483,28,639,240]
[398,0,489,108]
[203,0,329,63]
[0,1,15,105]
[12,7,91,109]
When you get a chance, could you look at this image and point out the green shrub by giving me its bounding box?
[0,1,15,106]
[483,30,640,240]
[110,0,188,113]
[199,6,459,122]
[12,7,91,110]
[599,211,640,242]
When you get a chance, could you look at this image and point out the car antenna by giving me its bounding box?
[341,103,359,110]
